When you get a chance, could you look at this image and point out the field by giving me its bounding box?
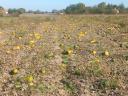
[0,15,128,96]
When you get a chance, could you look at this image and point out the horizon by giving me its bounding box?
[0,0,128,11]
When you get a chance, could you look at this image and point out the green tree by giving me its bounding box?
[52,9,58,13]
[8,8,19,16]
[98,2,106,8]
[8,8,26,16]
[118,4,125,13]
[17,8,26,14]
[65,3,86,14]
[97,2,107,13]
[0,6,4,16]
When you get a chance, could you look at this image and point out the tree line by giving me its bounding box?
[64,2,128,14]
[0,2,128,16]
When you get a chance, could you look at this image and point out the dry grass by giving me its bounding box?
[0,15,128,96]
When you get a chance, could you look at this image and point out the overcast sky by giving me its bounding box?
[0,0,128,11]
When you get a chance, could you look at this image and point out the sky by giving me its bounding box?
[0,0,128,11]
